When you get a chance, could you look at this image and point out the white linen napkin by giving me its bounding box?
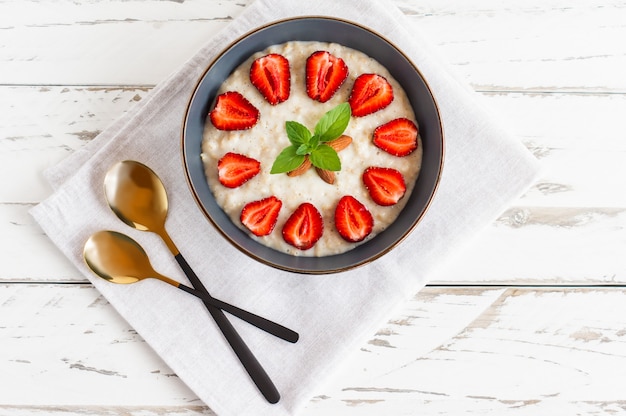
[31,0,540,415]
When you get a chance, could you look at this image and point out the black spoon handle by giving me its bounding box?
[175,253,280,404]
[177,283,299,343]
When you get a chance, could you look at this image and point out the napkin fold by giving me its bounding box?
[31,0,540,415]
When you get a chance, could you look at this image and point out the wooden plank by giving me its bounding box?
[303,286,626,415]
[4,200,625,284]
[1,0,625,89]
[399,0,626,92]
[0,204,81,282]
[2,284,626,414]
[433,205,626,284]
[5,87,626,206]
[4,203,626,284]
[481,91,626,152]
[0,86,150,203]
[0,284,199,406]
[2,86,625,284]
[481,91,626,209]
[0,407,214,416]
[0,0,246,85]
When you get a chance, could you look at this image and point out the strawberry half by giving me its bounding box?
[209,91,259,131]
[373,118,419,157]
[217,152,261,188]
[282,202,324,250]
[348,74,393,117]
[362,166,406,206]
[240,196,282,237]
[306,51,349,103]
[334,195,374,243]
[250,53,291,105]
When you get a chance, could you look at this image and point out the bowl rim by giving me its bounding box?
[181,15,445,274]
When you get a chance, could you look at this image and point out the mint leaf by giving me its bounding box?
[309,134,320,149]
[286,121,311,146]
[272,103,351,177]
[314,102,351,142]
[296,144,309,156]
[310,145,341,171]
[270,146,305,174]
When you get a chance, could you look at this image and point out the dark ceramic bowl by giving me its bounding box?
[182,17,444,274]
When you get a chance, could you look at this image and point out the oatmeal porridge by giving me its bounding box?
[201,41,422,257]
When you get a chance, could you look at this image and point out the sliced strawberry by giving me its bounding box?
[250,53,291,105]
[240,196,282,237]
[348,74,393,117]
[217,152,261,188]
[362,166,406,206]
[282,202,324,250]
[209,91,259,131]
[306,51,349,103]
[334,195,374,243]
[373,118,418,157]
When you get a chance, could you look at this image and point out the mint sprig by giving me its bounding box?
[270,103,351,174]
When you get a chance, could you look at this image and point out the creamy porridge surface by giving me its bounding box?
[201,41,422,257]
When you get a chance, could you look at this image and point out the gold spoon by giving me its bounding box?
[103,160,282,404]
[83,230,298,344]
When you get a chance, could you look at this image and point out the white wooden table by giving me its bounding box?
[2,1,626,414]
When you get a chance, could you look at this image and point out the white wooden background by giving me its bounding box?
[2,0,626,414]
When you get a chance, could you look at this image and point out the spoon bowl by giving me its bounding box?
[84,230,176,286]
[104,160,175,251]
